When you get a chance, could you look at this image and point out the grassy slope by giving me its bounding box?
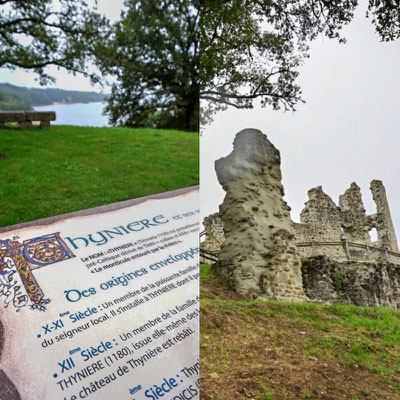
[0,125,198,227]
[201,264,400,400]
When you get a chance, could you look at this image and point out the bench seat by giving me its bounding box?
[0,111,56,129]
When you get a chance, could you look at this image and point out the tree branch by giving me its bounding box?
[200,95,251,109]
[200,90,301,102]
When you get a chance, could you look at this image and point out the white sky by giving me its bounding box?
[0,0,125,91]
[200,2,400,242]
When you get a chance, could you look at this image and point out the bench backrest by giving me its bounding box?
[0,111,25,122]
[25,111,56,122]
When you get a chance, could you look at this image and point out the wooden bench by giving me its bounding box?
[0,111,56,129]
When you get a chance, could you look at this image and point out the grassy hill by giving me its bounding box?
[0,83,105,108]
[201,264,400,400]
[0,126,198,227]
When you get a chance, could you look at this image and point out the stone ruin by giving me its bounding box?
[295,181,399,263]
[202,128,400,308]
[212,128,306,301]
[201,213,224,252]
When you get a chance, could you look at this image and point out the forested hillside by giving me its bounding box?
[0,83,105,110]
[0,90,32,111]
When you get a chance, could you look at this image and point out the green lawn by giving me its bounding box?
[0,125,198,227]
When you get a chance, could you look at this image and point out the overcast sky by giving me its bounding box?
[201,2,400,242]
[0,0,125,92]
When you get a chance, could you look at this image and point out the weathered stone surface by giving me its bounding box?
[295,180,400,260]
[205,128,400,307]
[18,121,32,129]
[298,186,342,242]
[214,129,306,301]
[302,256,400,308]
[370,180,399,252]
[339,182,370,244]
[40,121,51,129]
[202,213,224,253]
[0,112,25,123]
[0,111,56,129]
[25,111,56,122]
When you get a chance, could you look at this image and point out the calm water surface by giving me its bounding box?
[34,102,109,127]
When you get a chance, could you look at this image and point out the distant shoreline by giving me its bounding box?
[34,101,106,108]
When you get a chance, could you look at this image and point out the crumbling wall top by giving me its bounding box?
[339,182,371,244]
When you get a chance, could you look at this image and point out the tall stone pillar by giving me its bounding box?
[370,180,399,252]
[339,182,371,244]
[214,128,306,301]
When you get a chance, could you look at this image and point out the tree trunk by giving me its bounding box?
[185,97,199,132]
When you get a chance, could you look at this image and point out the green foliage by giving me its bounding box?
[200,263,213,277]
[302,391,312,399]
[0,125,198,227]
[0,0,108,85]
[200,0,400,123]
[367,0,400,41]
[334,270,344,292]
[0,83,105,106]
[96,0,199,131]
[0,90,32,111]
[258,385,275,400]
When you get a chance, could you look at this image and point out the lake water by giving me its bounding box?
[34,102,109,127]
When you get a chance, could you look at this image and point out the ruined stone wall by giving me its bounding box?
[206,128,400,307]
[296,242,400,264]
[201,213,224,252]
[203,180,400,264]
[302,256,400,308]
[297,181,399,256]
[214,128,306,301]
[296,241,348,260]
[298,186,342,242]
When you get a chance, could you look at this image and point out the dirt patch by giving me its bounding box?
[201,275,242,300]
[201,275,400,400]
[175,140,190,146]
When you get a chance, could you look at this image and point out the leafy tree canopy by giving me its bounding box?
[96,0,199,131]
[0,0,108,85]
[200,0,400,123]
